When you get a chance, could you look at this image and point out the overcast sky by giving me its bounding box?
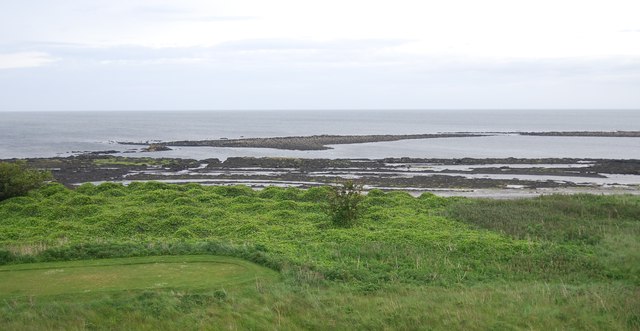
[1,0,639,111]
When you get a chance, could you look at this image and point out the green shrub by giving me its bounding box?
[212,185,255,197]
[302,186,332,202]
[327,181,365,227]
[75,183,97,194]
[365,206,391,222]
[0,249,13,264]
[94,182,125,192]
[257,186,281,199]
[196,193,223,203]
[0,161,52,201]
[66,194,94,206]
[174,228,195,239]
[367,189,385,197]
[173,197,196,205]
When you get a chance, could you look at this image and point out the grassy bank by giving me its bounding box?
[0,183,638,329]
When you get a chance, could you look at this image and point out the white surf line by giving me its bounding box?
[401,187,640,199]
[123,170,291,177]
[384,163,595,171]
[120,165,640,186]
[306,170,640,186]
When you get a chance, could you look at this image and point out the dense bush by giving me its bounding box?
[327,181,364,227]
[0,161,52,201]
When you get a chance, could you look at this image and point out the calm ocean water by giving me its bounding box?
[1,109,638,160]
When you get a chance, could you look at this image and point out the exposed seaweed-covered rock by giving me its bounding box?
[138,133,488,151]
[518,131,640,137]
[142,144,172,152]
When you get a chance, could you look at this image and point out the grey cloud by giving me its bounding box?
[403,56,640,81]
[3,58,639,111]
[5,40,640,69]
[1,41,92,53]
[3,41,640,87]
[213,38,412,51]
[0,39,411,67]
[1,43,200,62]
[491,57,640,80]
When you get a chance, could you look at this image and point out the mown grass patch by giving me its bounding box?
[0,255,277,298]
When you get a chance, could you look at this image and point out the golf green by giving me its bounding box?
[0,255,278,297]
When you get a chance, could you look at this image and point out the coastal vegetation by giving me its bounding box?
[0,182,638,329]
[0,161,51,202]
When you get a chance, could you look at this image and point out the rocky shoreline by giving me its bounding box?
[517,131,640,137]
[116,131,640,152]
[8,155,639,198]
[120,133,487,151]
[7,131,640,198]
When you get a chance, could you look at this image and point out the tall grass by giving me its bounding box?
[1,282,637,330]
[0,183,639,329]
[444,194,640,245]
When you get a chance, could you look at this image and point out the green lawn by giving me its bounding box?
[0,255,277,298]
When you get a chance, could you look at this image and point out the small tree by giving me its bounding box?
[0,161,52,201]
[327,181,364,227]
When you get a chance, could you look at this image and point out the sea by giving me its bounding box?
[1,109,639,160]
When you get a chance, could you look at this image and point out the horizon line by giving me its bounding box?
[1,108,639,113]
